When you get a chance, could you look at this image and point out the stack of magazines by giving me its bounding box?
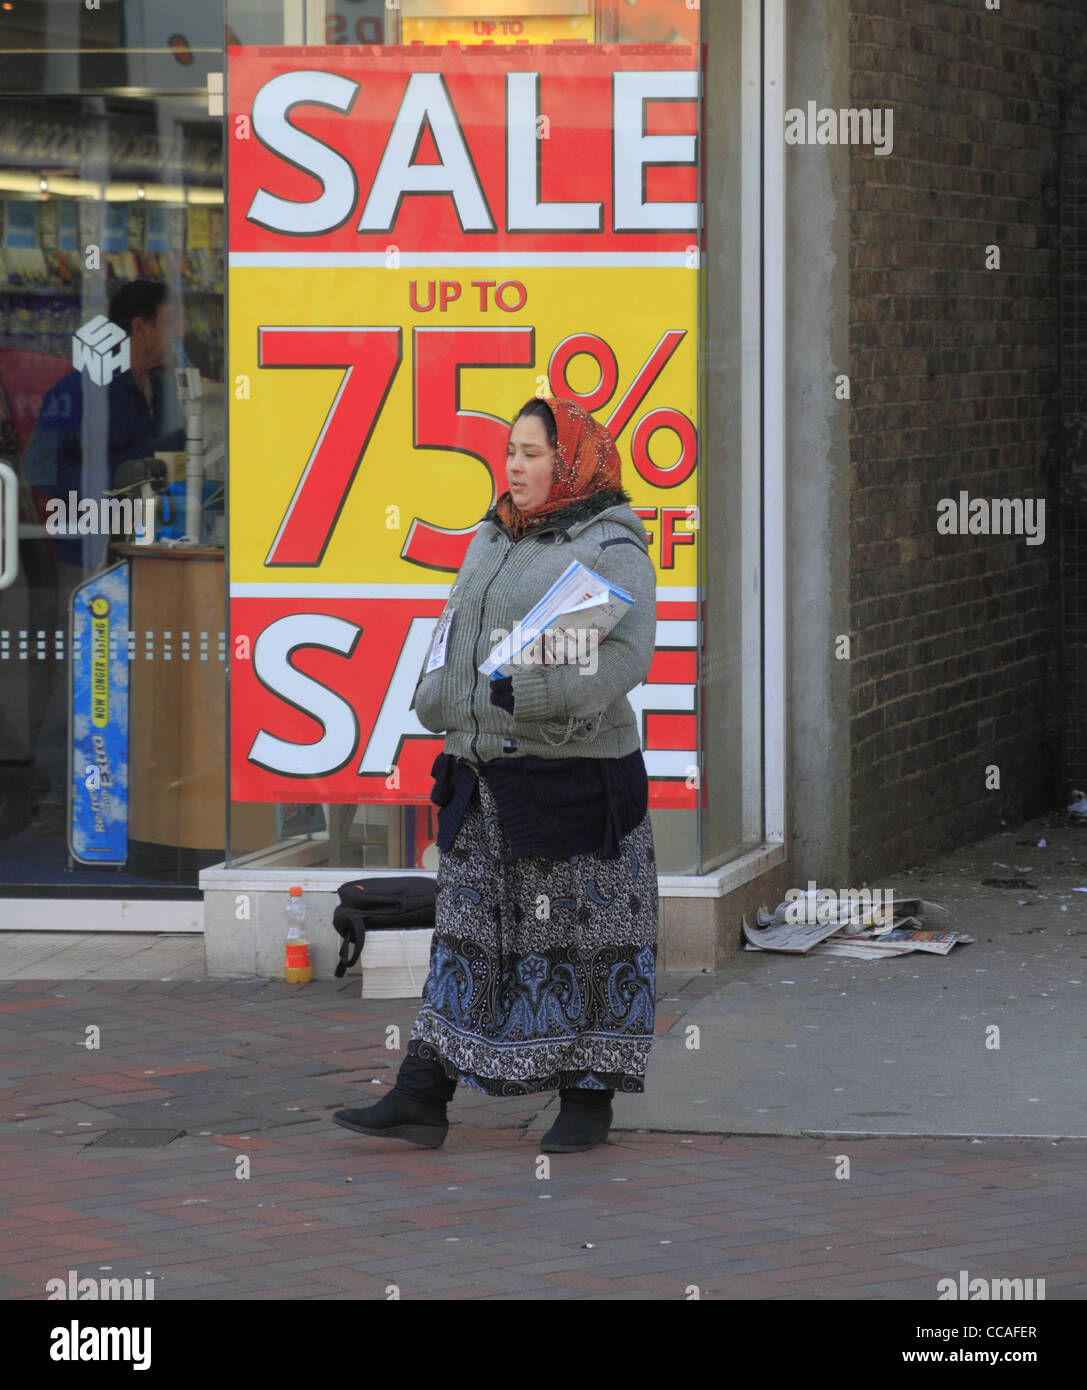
[359,928,435,999]
[479,560,634,678]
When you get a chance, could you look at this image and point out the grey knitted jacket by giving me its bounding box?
[409,487,656,763]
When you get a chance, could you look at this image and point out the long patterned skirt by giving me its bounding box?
[407,770,658,1096]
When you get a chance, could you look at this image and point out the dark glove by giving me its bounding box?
[489,674,515,714]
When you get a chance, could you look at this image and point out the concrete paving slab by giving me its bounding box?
[0,933,205,980]
[614,816,1087,1139]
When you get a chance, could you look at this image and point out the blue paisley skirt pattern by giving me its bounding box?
[407,770,658,1096]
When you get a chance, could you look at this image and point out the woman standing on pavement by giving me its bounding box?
[334,395,659,1153]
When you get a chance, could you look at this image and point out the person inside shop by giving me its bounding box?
[25,277,186,563]
[22,278,186,837]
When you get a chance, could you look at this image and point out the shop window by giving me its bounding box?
[0,0,766,889]
[0,14,232,889]
[219,0,769,881]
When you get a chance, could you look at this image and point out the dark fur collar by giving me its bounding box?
[485,487,633,534]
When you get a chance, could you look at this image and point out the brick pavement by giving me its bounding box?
[1,975,1084,1300]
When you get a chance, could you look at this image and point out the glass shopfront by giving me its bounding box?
[0,2,231,893]
[0,0,766,902]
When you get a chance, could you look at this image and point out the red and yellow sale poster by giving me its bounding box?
[227,42,701,811]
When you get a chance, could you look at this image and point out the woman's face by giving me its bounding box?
[506,413,555,512]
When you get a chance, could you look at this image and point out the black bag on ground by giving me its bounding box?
[332,876,437,979]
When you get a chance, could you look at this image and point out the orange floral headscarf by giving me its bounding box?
[495,397,622,539]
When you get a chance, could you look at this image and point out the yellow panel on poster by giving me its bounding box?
[229,264,698,589]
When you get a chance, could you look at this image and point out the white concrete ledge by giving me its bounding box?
[658,841,787,897]
[199,841,787,899]
[198,865,435,893]
[0,900,204,932]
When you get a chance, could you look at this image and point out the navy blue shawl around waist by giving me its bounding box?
[429,750,648,861]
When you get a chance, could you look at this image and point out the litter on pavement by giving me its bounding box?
[742,897,973,959]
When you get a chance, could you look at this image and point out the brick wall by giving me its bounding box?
[1057,95,1087,789]
[847,0,1087,879]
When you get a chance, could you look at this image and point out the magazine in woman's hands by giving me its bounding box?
[479,561,634,679]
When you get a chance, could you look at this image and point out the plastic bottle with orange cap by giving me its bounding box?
[284,886,313,984]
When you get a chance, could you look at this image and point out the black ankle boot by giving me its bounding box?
[540,1087,615,1153]
[334,1052,456,1149]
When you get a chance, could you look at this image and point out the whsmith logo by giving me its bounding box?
[72,314,130,386]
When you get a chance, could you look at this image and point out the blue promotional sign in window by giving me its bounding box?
[69,563,130,865]
[3,201,39,249]
[103,203,128,253]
